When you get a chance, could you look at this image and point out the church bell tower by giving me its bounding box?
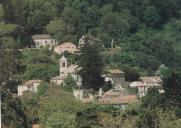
[59,55,69,76]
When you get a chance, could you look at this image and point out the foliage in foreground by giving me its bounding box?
[38,85,85,128]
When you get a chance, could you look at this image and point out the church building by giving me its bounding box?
[50,56,81,86]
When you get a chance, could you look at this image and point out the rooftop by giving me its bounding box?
[140,76,161,83]
[32,34,52,39]
[32,124,40,128]
[59,42,77,47]
[22,80,42,86]
[98,95,137,104]
[51,76,66,80]
[108,69,124,74]
[103,89,129,97]
[59,55,67,61]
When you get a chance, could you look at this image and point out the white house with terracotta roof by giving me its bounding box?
[50,56,82,86]
[18,80,42,95]
[54,42,79,54]
[32,34,58,48]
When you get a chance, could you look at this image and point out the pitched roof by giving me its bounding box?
[103,89,129,96]
[58,42,77,47]
[51,76,66,80]
[59,55,67,61]
[140,76,161,83]
[98,95,137,104]
[108,69,124,74]
[22,80,42,86]
[32,34,52,39]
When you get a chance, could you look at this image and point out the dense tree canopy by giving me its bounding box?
[78,35,104,90]
[1,0,181,74]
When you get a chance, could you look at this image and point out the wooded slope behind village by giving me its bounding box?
[0,0,181,128]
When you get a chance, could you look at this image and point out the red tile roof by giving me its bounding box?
[98,89,137,104]
[103,89,129,96]
[98,95,137,104]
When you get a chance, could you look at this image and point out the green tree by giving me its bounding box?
[76,105,100,128]
[78,35,104,90]
[20,92,39,127]
[38,86,84,128]
[24,64,59,81]
[38,81,48,96]
[162,71,181,107]
[0,22,27,127]
[142,6,161,27]
[62,75,77,92]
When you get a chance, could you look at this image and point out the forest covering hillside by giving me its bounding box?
[0,0,181,128]
[1,0,181,74]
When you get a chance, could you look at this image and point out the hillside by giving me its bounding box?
[1,0,181,75]
[0,0,181,128]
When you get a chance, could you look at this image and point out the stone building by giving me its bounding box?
[32,34,58,48]
[54,42,79,55]
[18,80,42,95]
[107,69,125,88]
[50,56,82,86]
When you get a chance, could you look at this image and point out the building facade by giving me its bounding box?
[54,42,79,54]
[32,34,58,48]
[18,80,42,95]
[107,69,125,88]
[50,56,82,86]
[138,76,162,97]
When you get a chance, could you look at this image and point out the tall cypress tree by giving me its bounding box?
[162,71,181,107]
[78,35,104,91]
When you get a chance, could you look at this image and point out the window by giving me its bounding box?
[62,62,66,67]
[45,40,47,43]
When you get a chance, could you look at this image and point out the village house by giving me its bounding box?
[78,35,101,48]
[98,88,137,109]
[106,69,125,88]
[73,89,94,103]
[32,34,58,48]
[18,80,42,95]
[50,55,82,86]
[54,42,79,55]
[138,76,162,97]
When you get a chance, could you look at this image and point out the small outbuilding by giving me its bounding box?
[18,80,42,95]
